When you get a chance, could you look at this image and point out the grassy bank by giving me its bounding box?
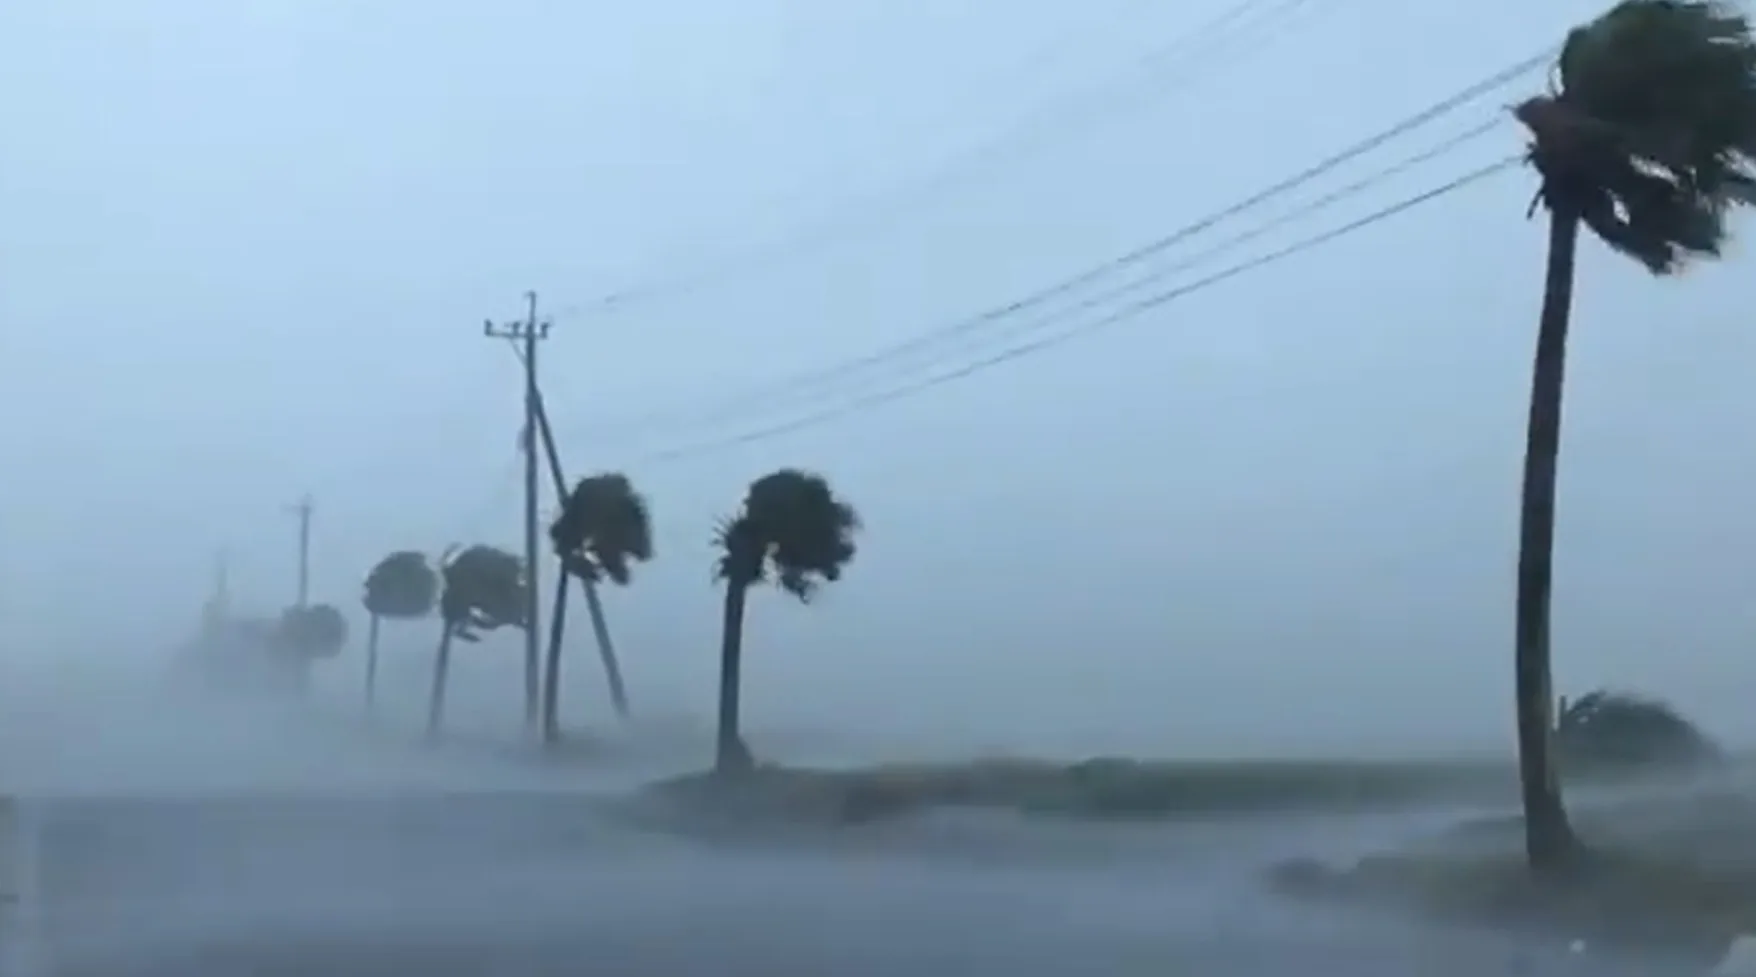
[1268,789,1756,958]
[642,755,1528,824]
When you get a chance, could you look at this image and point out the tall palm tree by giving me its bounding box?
[543,473,653,743]
[1512,0,1756,870]
[711,469,860,776]
[428,544,528,738]
[361,550,439,712]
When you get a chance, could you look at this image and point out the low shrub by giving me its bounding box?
[1270,846,1755,957]
[646,756,1515,825]
[1556,689,1721,773]
[1270,790,1756,959]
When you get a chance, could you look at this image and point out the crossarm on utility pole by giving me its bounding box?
[483,293,551,729]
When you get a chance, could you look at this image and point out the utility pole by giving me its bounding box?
[285,495,313,608]
[484,291,549,728]
[202,548,232,638]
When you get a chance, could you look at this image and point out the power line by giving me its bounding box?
[639,157,1517,464]
[867,116,1506,370]
[370,37,1552,528]
[586,47,1550,437]
[401,44,1546,528]
[548,0,1327,320]
[626,156,1519,467]
[622,114,1510,450]
[984,0,1162,87]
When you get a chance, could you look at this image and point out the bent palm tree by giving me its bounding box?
[1512,0,1756,870]
[712,469,860,775]
[428,544,528,738]
[544,473,653,743]
[1555,689,1721,771]
[361,550,439,712]
[522,381,637,718]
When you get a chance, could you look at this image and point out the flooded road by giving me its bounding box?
[0,669,1708,977]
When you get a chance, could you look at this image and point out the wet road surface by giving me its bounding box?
[0,671,1712,977]
[28,792,1708,977]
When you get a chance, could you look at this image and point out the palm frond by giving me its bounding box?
[1525,0,1756,270]
[560,553,599,582]
[713,515,766,586]
[1572,154,1726,270]
[362,550,439,619]
[1557,687,1721,768]
[439,544,528,630]
[775,564,818,603]
[549,472,655,587]
[720,469,860,602]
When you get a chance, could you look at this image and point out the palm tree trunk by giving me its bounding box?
[541,569,570,745]
[579,577,630,719]
[1515,205,1582,871]
[364,613,381,714]
[714,581,751,776]
[426,624,455,740]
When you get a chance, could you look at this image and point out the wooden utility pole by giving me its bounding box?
[502,336,633,722]
[484,292,549,728]
[285,495,313,608]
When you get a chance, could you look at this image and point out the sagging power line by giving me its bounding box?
[548,0,1331,321]
[576,49,1551,443]
[436,41,1552,528]
[626,156,1520,467]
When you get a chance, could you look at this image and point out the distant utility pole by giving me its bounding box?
[203,548,232,636]
[484,291,549,729]
[285,495,313,608]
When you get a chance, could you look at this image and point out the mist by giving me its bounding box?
[10,0,1756,766]
[6,0,1756,973]
[9,0,1756,772]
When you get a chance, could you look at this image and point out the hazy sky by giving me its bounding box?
[6,0,1756,757]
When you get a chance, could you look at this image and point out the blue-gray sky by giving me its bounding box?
[5,0,1755,757]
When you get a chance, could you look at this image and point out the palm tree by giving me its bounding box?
[275,603,349,658]
[543,473,653,743]
[361,550,440,712]
[428,544,528,738]
[524,382,637,720]
[1511,0,1756,870]
[264,603,347,695]
[711,469,860,775]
